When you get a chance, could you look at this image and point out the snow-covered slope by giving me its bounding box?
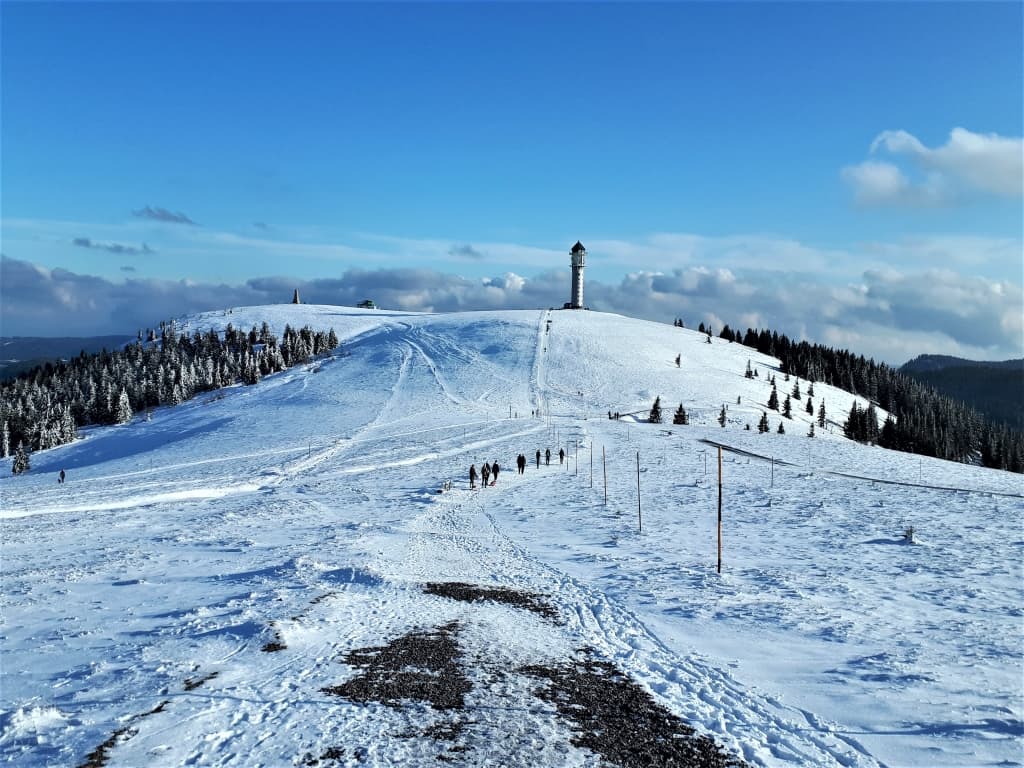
[2,305,1021,767]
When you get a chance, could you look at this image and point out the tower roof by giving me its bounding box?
[571,240,586,254]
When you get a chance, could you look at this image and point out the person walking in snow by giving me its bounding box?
[469,464,478,489]
[545,448,551,466]
[517,454,526,474]
[491,461,500,485]
[559,447,565,465]
[481,462,491,487]
[58,469,65,484]
[535,449,541,468]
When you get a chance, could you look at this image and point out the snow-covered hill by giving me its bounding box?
[2,305,1021,767]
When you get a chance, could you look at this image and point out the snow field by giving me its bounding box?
[1,305,1021,767]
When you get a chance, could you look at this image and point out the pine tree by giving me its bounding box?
[817,400,826,428]
[11,441,29,475]
[767,385,779,411]
[672,404,688,425]
[808,382,815,397]
[758,411,769,433]
[792,380,801,399]
[806,396,814,415]
[777,421,785,434]
[718,405,727,427]
[649,396,662,424]
[807,423,815,437]
[783,394,792,419]
[745,360,753,379]
[1,420,8,459]
[115,388,133,424]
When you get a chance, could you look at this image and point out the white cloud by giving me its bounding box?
[3,254,1020,364]
[843,127,1023,206]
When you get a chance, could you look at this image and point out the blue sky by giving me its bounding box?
[2,2,1021,363]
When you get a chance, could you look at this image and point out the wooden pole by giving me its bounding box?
[636,451,642,531]
[717,446,723,574]
[603,446,607,507]
[575,439,579,476]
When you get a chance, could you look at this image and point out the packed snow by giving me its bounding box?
[1,305,1021,767]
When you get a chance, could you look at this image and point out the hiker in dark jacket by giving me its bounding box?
[535,449,541,468]
[469,464,478,489]
[517,454,526,474]
[559,448,565,465]
[491,461,500,485]
[481,462,491,487]
[545,449,551,466]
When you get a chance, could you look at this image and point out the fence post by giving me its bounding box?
[636,451,642,532]
[603,446,608,507]
[717,446,723,574]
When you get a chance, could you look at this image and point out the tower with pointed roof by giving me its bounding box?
[568,241,586,309]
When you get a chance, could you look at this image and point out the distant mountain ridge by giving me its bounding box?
[901,354,1023,373]
[899,355,1024,431]
[0,336,132,381]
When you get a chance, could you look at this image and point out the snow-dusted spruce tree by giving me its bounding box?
[818,400,826,428]
[673,404,688,425]
[767,385,779,411]
[792,380,801,399]
[778,421,786,434]
[758,411,770,433]
[11,441,29,475]
[783,394,792,419]
[806,396,814,415]
[649,396,662,424]
[115,388,133,424]
[718,405,727,427]
[745,360,753,379]
[1,420,8,458]
[808,422,815,437]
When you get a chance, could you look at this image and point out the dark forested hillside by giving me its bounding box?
[899,356,1024,431]
[0,320,339,463]
[715,325,1023,473]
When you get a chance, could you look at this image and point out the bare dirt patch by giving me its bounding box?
[183,671,219,691]
[76,700,169,768]
[321,621,470,711]
[423,581,558,621]
[520,654,747,767]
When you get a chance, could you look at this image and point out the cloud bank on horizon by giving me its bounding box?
[2,252,1020,366]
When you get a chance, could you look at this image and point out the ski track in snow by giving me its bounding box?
[1,306,1021,768]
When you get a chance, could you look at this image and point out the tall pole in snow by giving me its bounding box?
[575,439,579,476]
[717,447,723,574]
[636,451,642,532]
[603,446,608,507]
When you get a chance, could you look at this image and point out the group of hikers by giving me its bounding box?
[468,446,566,489]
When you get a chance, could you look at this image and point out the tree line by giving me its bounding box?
[710,324,1023,473]
[2,320,340,470]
